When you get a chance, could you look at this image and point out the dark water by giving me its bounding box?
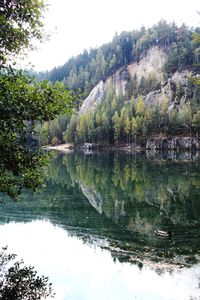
[0,151,200,299]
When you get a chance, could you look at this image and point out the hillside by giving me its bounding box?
[37,21,199,92]
[35,21,200,149]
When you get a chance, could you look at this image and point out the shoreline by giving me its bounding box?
[44,143,74,153]
[43,135,200,153]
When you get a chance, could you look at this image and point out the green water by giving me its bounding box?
[0,151,200,299]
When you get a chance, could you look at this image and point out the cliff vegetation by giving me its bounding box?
[35,21,200,148]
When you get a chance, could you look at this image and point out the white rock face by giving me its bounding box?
[143,69,191,109]
[128,46,167,81]
[108,68,128,98]
[80,184,103,214]
[79,46,193,115]
[79,80,105,115]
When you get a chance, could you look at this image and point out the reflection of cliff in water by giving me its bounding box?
[1,151,200,267]
[60,151,200,266]
[146,149,200,161]
[65,151,200,231]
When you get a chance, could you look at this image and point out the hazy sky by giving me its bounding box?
[24,0,200,71]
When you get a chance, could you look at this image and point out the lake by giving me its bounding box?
[0,150,200,300]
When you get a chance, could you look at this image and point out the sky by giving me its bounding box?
[24,0,200,71]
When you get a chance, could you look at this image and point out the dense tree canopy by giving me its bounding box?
[0,1,78,298]
[0,247,53,300]
[34,21,200,147]
[0,0,76,198]
[37,21,200,92]
[0,69,75,198]
[0,0,45,65]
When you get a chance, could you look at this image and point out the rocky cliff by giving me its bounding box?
[75,45,200,149]
[79,46,193,115]
[146,136,199,150]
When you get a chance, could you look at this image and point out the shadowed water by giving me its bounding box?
[0,151,200,299]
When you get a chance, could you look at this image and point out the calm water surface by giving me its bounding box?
[0,151,200,300]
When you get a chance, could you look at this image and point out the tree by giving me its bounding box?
[136,95,145,117]
[131,117,138,144]
[0,1,77,198]
[0,248,53,300]
[169,109,180,132]
[34,21,199,146]
[96,49,107,78]
[34,122,49,146]
[86,111,95,142]
[124,116,131,144]
[112,111,120,144]
[0,0,46,65]
[192,110,200,135]
[0,70,75,198]
[193,31,200,65]
[101,111,110,143]
[191,27,200,89]
[180,103,192,131]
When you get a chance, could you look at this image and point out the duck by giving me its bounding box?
[155,230,172,238]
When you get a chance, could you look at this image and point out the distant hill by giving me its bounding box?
[35,21,200,148]
[37,21,199,91]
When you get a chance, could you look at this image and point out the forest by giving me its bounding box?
[35,21,200,147]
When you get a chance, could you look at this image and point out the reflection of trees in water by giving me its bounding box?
[55,151,200,267]
[62,152,200,231]
[9,151,200,267]
[21,151,200,232]
[0,247,53,300]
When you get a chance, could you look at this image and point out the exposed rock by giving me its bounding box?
[80,184,103,214]
[146,149,200,161]
[79,80,105,115]
[108,67,128,98]
[80,46,194,115]
[80,183,126,220]
[80,67,130,115]
[142,70,191,109]
[146,137,199,150]
[128,46,167,81]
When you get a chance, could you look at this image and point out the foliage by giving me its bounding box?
[61,151,200,236]
[9,152,200,266]
[0,68,75,199]
[35,21,200,146]
[64,75,199,145]
[0,0,77,198]
[0,0,46,65]
[0,247,53,300]
[37,21,200,93]
[192,31,200,66]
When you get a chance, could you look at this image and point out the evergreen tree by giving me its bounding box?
[112,111,121,144]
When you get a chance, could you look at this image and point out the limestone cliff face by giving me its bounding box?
[146,137,199,151]
[79,67,129,115]
[79,184,103,214]
[79,46,193,115]
[128,46,167,82]
[79,80,105,115]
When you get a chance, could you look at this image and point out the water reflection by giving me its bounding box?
[0,220,199,300]
[0,151,200,269]
[58,151,200,266]
[0,151,200,298]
